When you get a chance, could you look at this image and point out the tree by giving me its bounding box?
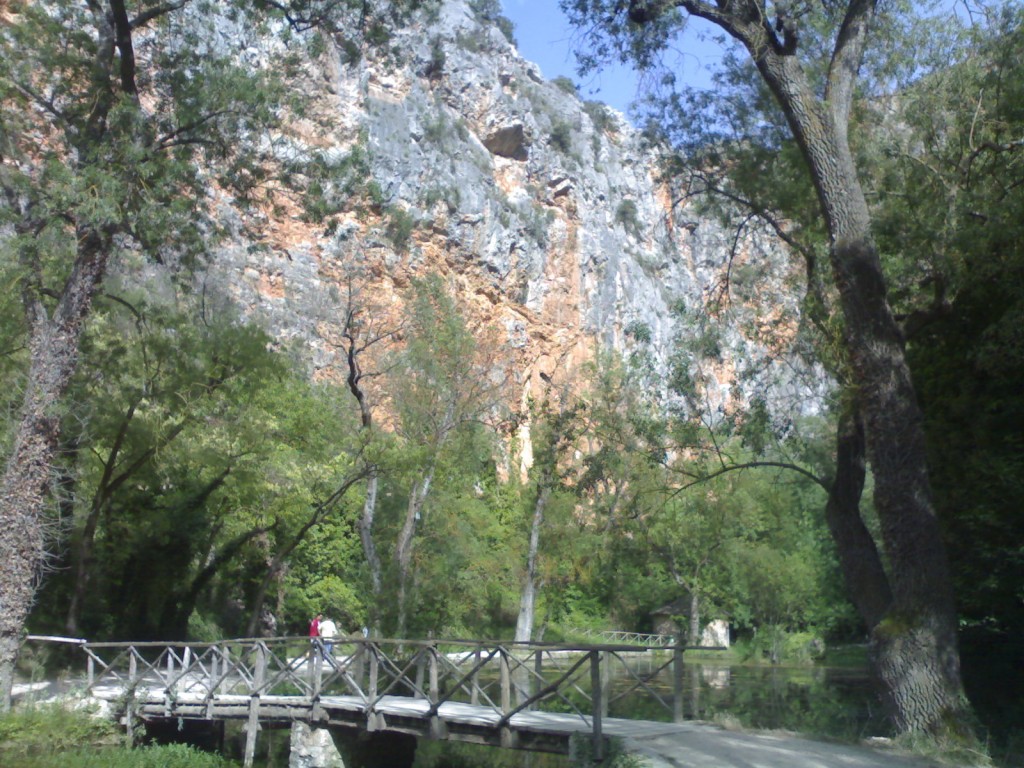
[334,278,402,636]
[0,0,424,707]
[56,290,283,637]
[386,276,509,638]
[513,385,583,643]
[0,0,285,707]
[565,0,975,739]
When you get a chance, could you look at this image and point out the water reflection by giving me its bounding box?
[606,657,886,742]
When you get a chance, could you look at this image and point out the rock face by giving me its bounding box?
[201,0,822,424]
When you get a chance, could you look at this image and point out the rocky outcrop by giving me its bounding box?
[197,0,825,429]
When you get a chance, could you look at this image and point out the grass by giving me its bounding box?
[0,704,238,768]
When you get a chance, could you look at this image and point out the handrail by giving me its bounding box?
[22,634,726,763]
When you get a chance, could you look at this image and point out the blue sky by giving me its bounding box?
[499,1,724,115]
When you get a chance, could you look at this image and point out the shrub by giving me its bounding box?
[468,0,517,46]
[624,320,652,344]
[0,705,118,761]
[552,76,577,95]
[1,707,238,767]
[17,743,238,768]
[615,199,640,234]
[583,100,615,134]
[549,121,573,154]
[384,206,417,252]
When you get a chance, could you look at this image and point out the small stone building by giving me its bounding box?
[651,598,730,648]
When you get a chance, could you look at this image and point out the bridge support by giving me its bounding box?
[289,722,343,768]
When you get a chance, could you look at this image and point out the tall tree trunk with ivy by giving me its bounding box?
[0,230,110,710]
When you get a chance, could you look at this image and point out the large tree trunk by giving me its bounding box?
[755,51,971,735]
[687,591,701,648]
[395,470,433,641]
[823,406,892,628]
[514,486,550,643]
[359,471,383,630]
[0,231,110,710]
[343,308,387,636]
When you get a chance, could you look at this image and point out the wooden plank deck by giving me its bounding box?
[28,636,944,767]
[90,685,941,767]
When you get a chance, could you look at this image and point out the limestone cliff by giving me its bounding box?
[198,0,822,425]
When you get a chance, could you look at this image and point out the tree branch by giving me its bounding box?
[130,0,191,28]
[668,459,828,493]
[825,0,877,129]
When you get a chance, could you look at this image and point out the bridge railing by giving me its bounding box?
[25,635,727,761]
[570,629,677,647]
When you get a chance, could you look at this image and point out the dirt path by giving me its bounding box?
[621,721,948,768]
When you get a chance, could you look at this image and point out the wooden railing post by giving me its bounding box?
[428,643,444,738]
[470,648,481,706]
[354,638,367,691]
[220,645,230,695]
[590,650,604,762]
[244,642,266,768]
[500,648,511,716]
[428,644,439,705]
[312,641,323,701]
[126,649,138,748]
[499,647,515,748]
[366,642,380,731]
[673,644,685,724]
[414,646,425,694]
[533,650,543,711]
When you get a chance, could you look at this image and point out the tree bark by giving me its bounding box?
[0,229,111,710]
[395,470,433,641]
[635,0,976,737]
[750,31,972,738]
[687,591,701,647]
[343,313,385,634]
[823,405,892,628]
[515,486,550,643]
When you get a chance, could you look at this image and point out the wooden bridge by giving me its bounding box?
[31,635,713,766]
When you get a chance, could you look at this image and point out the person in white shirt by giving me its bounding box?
[320,616,338,657]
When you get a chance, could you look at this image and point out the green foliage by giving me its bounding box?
[299,139,380,231]
[9,743,237,768]
[468,0,517,46]
[552,76,579,95]
[624,320,652,344]
[569,734,643,767]
[615,199,641,235]
[0,708,230,765]
[583,100,616,134]
[549,121,575,154]
[867,7,1024,641]
[384,206,418,252]
[421,185,462,212]
[523,203,554,246]
[424,37,446,78]
[0,705,117,761]
[415,740,566,767]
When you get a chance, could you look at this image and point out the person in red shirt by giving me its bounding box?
[308,613,322,661]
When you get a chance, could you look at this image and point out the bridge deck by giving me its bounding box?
[91,685,938,767]
[26,636,941,767]
[90,682,606,754]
